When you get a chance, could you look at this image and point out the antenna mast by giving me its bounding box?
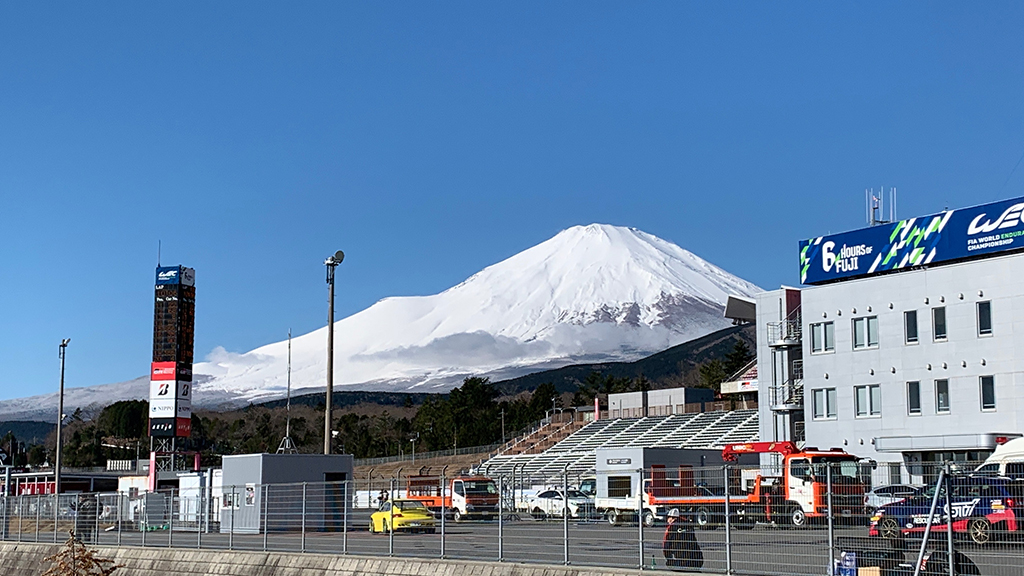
[866,187,898,226]
[277,329,298,454]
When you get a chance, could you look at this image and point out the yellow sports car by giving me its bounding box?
[369,499,437,533]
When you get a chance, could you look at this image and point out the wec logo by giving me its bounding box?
[968,203,1024,235]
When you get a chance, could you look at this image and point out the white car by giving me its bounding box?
[864,484,921,512]
[527,490,595,519]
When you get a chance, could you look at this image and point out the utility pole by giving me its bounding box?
[324,251,344,455]
[55,338,70,495]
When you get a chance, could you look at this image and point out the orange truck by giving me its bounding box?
[405,475,499,522]
[643,442,868,528]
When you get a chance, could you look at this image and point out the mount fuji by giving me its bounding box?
[0,224,761,420]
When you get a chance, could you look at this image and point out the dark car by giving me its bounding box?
[869,475,1019,545]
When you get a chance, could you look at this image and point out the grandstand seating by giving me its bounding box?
[477,409,759,482]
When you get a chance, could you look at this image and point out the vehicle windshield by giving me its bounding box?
[464,481,498,495]
[396,501,429,512]
[973,463,1000,476]
[810,457,861,481]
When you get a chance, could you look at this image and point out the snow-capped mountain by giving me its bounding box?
[0,224,761,420]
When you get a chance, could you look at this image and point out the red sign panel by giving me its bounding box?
[176,417,192,437]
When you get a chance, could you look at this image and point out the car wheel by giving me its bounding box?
[695,507,714,530]
[532,507,546,520]
[968,518,991,545]
[789,506,807,528]
[642,510,656,527]
[607,509,620,526]
[453,509,463,523]
[384,520,391,533]
[877,518,901,540]
[368,520,375,533]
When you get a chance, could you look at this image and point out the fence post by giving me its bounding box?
[168,489,174,548]
[497,475,503,562]
[96,494,102,545]
[945,463,954,576]
[826,464,835,576]
[342,480,348,554]
[34,494,40,542]
[388,478,394,557]
[117,493,122,547]
[637,468,644,570]
[440,470,446,559]
[724,466,732,575]
[52,494,57,542]
[142,493,147,547]
[263,484,269,551]
[228,485,235,551]
[301,482,307,553]
[17,495,22,542]
[196,486,202,550]
[563,467,569,566]
[912,466,946,576]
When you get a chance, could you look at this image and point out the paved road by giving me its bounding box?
[8,514,1022,576]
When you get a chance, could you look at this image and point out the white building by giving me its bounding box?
[741,196,1024,480]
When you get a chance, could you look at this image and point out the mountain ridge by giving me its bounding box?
[0,224,760,420]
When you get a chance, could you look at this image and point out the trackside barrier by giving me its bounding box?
[0,461,1019,575]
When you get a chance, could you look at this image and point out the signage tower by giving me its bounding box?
[148,265,199,487]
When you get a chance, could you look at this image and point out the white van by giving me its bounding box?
[974,437,1024,479]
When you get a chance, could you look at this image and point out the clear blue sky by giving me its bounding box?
[2,3,1023,401]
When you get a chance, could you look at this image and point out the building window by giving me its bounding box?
[810,322,835,353]
[812,388,837,420]
[977,301,992,336]
[904,311,918,344]
[980,376,996,411]
[853,316,879,349]
[907,381,921,415]
[933,307,947,340]
[935,379,950,414]
[855,384,881,417]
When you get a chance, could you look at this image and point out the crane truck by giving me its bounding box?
[597,442,868,528]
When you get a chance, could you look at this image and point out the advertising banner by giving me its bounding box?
[177,380,192,401]
[150,418,175,437]
[175,417,192,437]
[155,265,195,286]
[149,398,176,418]
[150,361,192,382]
[799,195,1024,285]
[175,400,191,419]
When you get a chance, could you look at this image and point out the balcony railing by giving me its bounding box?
[769,379,804,411]
[767,320,802,347]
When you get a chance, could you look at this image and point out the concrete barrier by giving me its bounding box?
[0,542,685,576]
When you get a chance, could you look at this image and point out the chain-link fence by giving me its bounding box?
[1,460,1020,575]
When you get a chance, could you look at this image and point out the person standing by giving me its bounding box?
[662,508,703,570]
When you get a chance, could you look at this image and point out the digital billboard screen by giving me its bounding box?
[800,195,1024,285]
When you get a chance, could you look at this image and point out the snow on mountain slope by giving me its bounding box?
[0,224,761,420]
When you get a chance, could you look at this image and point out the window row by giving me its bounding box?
[810,376,997,420]
[809,301,992,353]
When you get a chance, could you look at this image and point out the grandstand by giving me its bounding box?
[478,409,759,481]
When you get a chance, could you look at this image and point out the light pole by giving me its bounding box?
[55,338,70,495]
[324,250,344,455]
[410,433,419,465]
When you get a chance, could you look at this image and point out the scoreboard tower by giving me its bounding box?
[149,265,198,486]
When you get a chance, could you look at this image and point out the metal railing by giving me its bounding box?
[354,443,501,466]
[767,320,802,346]
[2,460,1018,576]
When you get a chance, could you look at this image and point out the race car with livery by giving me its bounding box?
[868,475,1019,545]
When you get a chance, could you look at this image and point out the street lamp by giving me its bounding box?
[324,250,344,455]
[55,338,70,495]
[410,433,420,464]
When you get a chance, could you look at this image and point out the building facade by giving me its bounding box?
[752,196,1024,478]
